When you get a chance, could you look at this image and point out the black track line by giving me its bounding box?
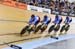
[0,36,41,46]
[0,19,28,23]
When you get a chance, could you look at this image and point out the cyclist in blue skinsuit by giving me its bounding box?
[34,15,51,34]
[40,15,51,34]
[20,14,40,36]
[60,16,72,35]
[29,14,40,26]
[42,15,51,26]
[48,14,63,39]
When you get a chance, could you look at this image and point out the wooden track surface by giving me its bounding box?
[0,4,75,49]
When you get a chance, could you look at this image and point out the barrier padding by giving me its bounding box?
[0,0,27,10]
[18,3,27,10]
[2,0,15,6]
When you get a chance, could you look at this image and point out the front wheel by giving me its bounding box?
[40,25,47,34]
[34,25,42,34]
[60,25,65,33]
[20,25,29,36]
[65,24,70,32]
[48,25,55,34]
[54,24,60,32]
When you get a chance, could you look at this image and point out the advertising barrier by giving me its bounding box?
[61,11,75,17]
[51,9,75,17]
[69,12,75,17]
[51,10,59,15]
[27,5,51,14]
